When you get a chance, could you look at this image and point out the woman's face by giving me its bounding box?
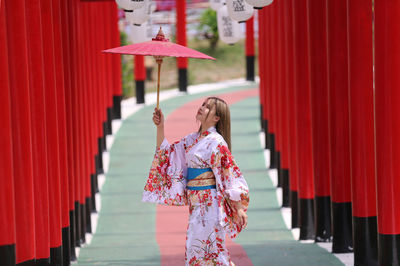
[196,99,218,125]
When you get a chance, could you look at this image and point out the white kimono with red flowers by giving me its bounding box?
[143,127,249,266]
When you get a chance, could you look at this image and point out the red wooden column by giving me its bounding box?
[258,9,270,149]
[40,0,65,263]
[347,1,377,264]
[60,0,78,260]
[268,3,279,170]
[293,0,315,240]
[326,0,353,253]
[25,1,51,263]
[307,0,332,242]
[0,1,16,264]
[52,0,72,263]
[246,16,255,82]
[81,2,96,231]
[277,0,290,207]
[135,55,146,104]
[274,0,283,188]
[287,0,299,229]
[258,9,266,135]
[104,3,114,136]
[176,0,188,92]
[69,0,84,250]
[75,0,88,245]
[374,1,400,264]
[60,1,76,261]
[4,0,36,264]
[111,2,123,119]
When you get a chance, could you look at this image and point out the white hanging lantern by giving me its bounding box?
[125,0,152,26]
[130,0,145,9]
[217,5,241,45]
[116,0,134,10]
[210,0,224,11]
[245,0,273,9]
[130,22,151,43]
[226,0,254,23]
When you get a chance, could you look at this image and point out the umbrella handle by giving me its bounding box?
[156,57,163,109]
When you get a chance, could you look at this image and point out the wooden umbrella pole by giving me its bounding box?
[155,56,163,109]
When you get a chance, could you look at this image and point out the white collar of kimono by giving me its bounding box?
[207,126,217,133]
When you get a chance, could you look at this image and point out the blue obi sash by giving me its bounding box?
[186,168,216,190]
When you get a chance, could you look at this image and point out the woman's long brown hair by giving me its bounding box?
[199,97,232,151]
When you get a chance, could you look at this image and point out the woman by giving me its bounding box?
[142,97,249,265]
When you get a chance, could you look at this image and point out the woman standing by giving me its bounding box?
[143,97,249,265]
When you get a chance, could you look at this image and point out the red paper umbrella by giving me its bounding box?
[103,27,216,108]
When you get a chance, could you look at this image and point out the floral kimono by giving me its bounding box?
[142,127,249,266]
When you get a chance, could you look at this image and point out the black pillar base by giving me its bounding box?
[178,68,187,92]
[112,95,122,119]
[17,259,35,266]
[62,226,71,266]
[290,190,299,228]
[315,196,332,242]
[353,216,378,266]
[68,210,77,261]
[35,258,50,265]
[97,139,104,175]
[135,80,145,104]
[0,244,15,266]
[85,198,92,234]
[50,246,62,266]
[281,169,290,207]
[90,173,97,213]
[106,107,113,135]
[102,123,107,151]
[378,233,400,266]
[246,55,255,81]
[80,203,86,245]
[276,152,282,187]
[332,201,353,253]
[269,134,278,169]
[74,202,81,248]
[299,198,315,240]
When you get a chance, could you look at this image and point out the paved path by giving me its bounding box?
[76,85,343,265]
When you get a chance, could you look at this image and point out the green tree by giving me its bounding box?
[197,8,219,51]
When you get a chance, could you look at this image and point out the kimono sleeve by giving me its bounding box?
[142,133,195,206]
[210,139,249,238]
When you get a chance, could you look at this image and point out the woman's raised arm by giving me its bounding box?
[152,108,165,148]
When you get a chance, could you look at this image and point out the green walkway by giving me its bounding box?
[76,85,343,265]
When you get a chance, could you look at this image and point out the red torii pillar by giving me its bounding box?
[307,0,332,242]
[286,0,299,228]
[111,3,123,119]
[25,1,51,263]
[347,0,378,264]
[326,0,353,253]
[246,16,255,82]
[258,9,266,135]
[374,1,400,264]
[60,0,79,260]
[268,4,279,170]
[52,0,72,263]
[0,1,16,264]
[135,55,146,104]
[40,0,64,263]
[60,0,78,260]
[293,0,315,240]
[176,0,188,92]
[278,0,290,208]
[5,0,36,263]
[103,3,114,135]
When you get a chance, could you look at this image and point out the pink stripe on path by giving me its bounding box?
[156,88,258,266]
